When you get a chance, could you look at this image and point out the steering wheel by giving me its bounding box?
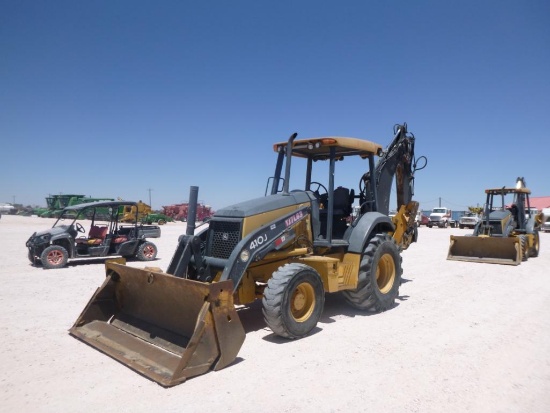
[75,223,86,233]
[310,181,328,197]
[310,181,328,207]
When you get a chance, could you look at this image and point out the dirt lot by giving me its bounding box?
[1,214,549,412]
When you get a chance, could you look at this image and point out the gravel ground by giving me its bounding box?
[1,214,549,413]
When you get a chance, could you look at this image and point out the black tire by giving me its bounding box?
[529,230,540,258]
[427,224,432,228]
[519,235,528,261]
[262,263,325,339]
[136,241,158,261]
[158,219,166,225]
[40,245,69,269]
[342,233,402,311]
[459,224,464,229]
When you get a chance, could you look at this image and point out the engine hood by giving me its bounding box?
[215,192,315,219]
[32,225,71,238]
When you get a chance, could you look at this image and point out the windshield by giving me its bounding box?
[432,208,447,213]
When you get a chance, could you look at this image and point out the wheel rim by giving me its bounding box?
[143,245,155,258]
[48,250,64,265]
[376,253,396,294]
[290,282,315,322]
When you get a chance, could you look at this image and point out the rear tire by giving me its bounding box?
[342,233,402,311]
[136,241,157,261]
[262,263,325,339]
[41,245,69,269]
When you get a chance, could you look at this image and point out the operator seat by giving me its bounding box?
[507,204,519,228]
[333,186,353,216]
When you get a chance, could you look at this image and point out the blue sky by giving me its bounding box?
[1,1,549,212]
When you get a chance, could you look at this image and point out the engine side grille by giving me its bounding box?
[207,220,242,259]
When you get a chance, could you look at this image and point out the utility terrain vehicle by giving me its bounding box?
[26,201,160,269]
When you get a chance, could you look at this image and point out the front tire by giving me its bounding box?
[41,245,69,269]
[519,235,528,261]
[342,233,402,311]
[262,263,325,339]
[529,230,540,258]
[136,241,158,261]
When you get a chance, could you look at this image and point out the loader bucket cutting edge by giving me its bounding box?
[447,235,521,265]
[69,262,245,387]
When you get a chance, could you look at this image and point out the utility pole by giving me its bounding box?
[12,195,15,205]
[147,188,153,209]
[439,197,441,207]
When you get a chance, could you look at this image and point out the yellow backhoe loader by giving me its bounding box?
[70,123,427,386]
[447,177,540,265]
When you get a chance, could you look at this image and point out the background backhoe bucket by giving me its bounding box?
[447,235,521,265]
[69,262,245,387]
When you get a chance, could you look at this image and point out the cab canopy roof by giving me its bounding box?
[485,187,531,195]
[273,136,383,161]
[63,200,138,211]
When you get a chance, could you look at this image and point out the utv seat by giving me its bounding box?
[76,225,108,245]
[112,235,129,244]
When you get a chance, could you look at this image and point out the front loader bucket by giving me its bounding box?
[69,261,245,387]
[447,235,521,265]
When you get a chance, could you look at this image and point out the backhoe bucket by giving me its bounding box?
[447,235,521,265]
[69,261,245,387]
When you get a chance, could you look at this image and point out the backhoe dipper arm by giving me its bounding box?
[361,123,424,216]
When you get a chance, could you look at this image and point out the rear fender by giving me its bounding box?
[117,239,140,256]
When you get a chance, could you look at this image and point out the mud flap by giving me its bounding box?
[447,235,521,265]
[69,262,245,387]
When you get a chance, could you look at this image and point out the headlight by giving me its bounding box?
[240,249,250,262]
[37,234,51,243]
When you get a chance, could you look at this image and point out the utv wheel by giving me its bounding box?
[529,231,540,258]
[342,233,402,311]
[158,219,166,225]
[262,263,325,339]
[136,241,157,261]
[41,245,69,269]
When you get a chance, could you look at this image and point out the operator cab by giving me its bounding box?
[269,135,383,245]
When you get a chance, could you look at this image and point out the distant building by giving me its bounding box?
[529,196,550,212]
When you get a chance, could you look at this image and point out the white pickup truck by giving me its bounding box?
[458,212,480,229]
